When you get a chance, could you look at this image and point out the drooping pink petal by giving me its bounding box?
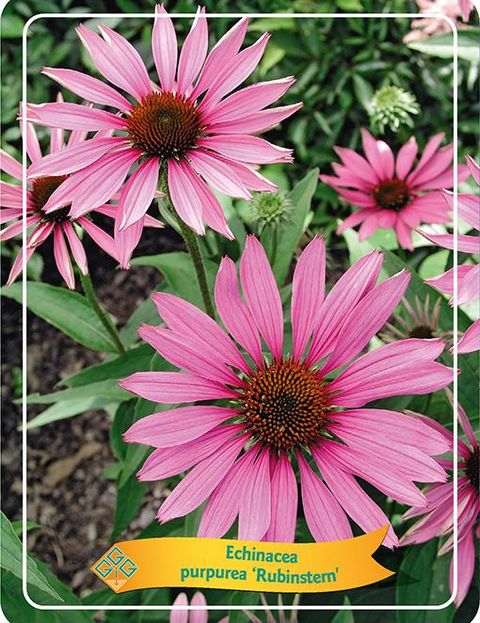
[198,135,293,164]
[322,269,410,374]
[240,235,284,360]
[394,218,414,250]
[224,159,277,193]
[138,325,239,386]
[297,453,353,541]
[425,265,472,298]
[188,149,251,200]
[0,215,39,241]
[419,230,479,255]
[207,103,303,136]
[457,320,480,355]
[156,434,246,522]
[28,221,55,248]
[66,149,140,218]
[176,9,208,95]
[114,216,143,269]
[6,245,35,285]
[62,221,88,275]
[238,449,271,541]
[442,190,479,231]
[330,338,453,407]
[198,450,253,539]
[264,454,298,543]
[291,237,326,361]
[358,213,381,240]
[24,120,42,163]
[171,593,188,623]
[53,226,75,289]
[452,529,475,606]
[118,371,237,403]
[118,157,159,230]
[314,451,398,548]
[1,149,22,180]
[201,34,270,111]
[26,102,126,131]
[191,17,248,99]
[336,209,377,234]
[78,217,117,261]
[167,159,205,235]
[42,67,132,112]
[124,405,236,449]
[214,257,263,368]
[455,264,480,305]
[307,250,383,365]
[1,183,26,209]
[151,292,249,374]
[395,137,418,179]
[27,137,124,179]
[152,5,178,93]
[466,155,480,184]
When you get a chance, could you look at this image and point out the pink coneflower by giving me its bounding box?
[403,0,474,44]
[420,156,479,354]
[119,236,453,545]
[0,116,162,287]
[321,129,468,250]
[170,592,228,623]
[400,395,479,606]
[25,7,300,238]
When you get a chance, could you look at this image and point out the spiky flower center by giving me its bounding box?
[409,325,435,339]
[31,176,70,223]
[126,92,203,158]
[239,358,331,451]
[465,446,479,491]
[373,178,411,211]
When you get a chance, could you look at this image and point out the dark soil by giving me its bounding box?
[1,224,183,595]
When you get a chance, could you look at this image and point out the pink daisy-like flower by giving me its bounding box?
[0,114,162,287]
[170,592,228,623]
[119,236,453,545]
[321,129,469,250]
[25,7,300,239]
[421,156,479,354]
[400,397,479,606]
[403,0,474,44]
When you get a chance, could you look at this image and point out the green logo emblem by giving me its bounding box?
[93,546,138,590]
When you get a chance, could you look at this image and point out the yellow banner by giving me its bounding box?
[91,526,393,593]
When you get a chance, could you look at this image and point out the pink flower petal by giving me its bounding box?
[42,67,132,112]
[177,9,208,95]
[114,216,143,269]
[307,250,383,365]
[190,592,208,623]
[118,371,237,403]
[395,137,418,179]
[452,529,475,606]
[62,221,88,275]
[297,453,353,541]
[361,129,395,179]
[26,102,126,131]
[23,120,42,163]
[264,454,298,543]
[214,257,263,368]
[0,182,23,208]
[6,245,35,285]
[198,450,253,539]
[394,218,414,250]
[1,149,22,180]
[419,230,479,255]
[78,217,117,261]
[167,159,205,235]
[157,433,246,522]
[322,269,410,374]
[407,132,444,183]
[457,320,480,355]
[456,264,480,305]
[124,405,235,448]
[171,593,188,623]
[409,145,453,188]
[53,226,75,289]
[330,338,453,407]
[151,292,248,374]
[207,103,303,135]
[199,134,293,164]
[240,235,284,360]
[425,265,472,297]
[28,137,123,179]
[314,450,398,548]
[336,187,377,208]
[152,5,178,93]
[291,237,326,361]
[0,215,39,241]
[442,190,479,231]
[188,149,251,200]
[336,209,377,234]
[138,324,239,386]
[466,155,480,184]
[224,160,277,193]
[118,157,159,230]
[238,449,271,541]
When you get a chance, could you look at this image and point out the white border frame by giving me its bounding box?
[19,10,460,614]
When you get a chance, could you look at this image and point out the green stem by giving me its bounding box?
[173,213,216,319]
[270,224,279,266]
[80,272,126,354]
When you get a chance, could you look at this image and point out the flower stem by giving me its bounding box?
[173,213,216,319]
[79,272,126,354]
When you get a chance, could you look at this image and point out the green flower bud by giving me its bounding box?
[369,85,420,134]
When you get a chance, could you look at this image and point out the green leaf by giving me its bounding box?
[269,169,319,284]
[22,379,128,404]
[25,396,114,430]
[228,591,260,623]
[332,597,354,622]
[396,540,455,622]
[111,474,147,540]
[131,252,217,307]
[407,31,480,63]
[1,511,61,601]
[1,282,118,353]
[63,343,154,388]
[1,15,24,38]
[11,520,40,536]
[353,74,374,112]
